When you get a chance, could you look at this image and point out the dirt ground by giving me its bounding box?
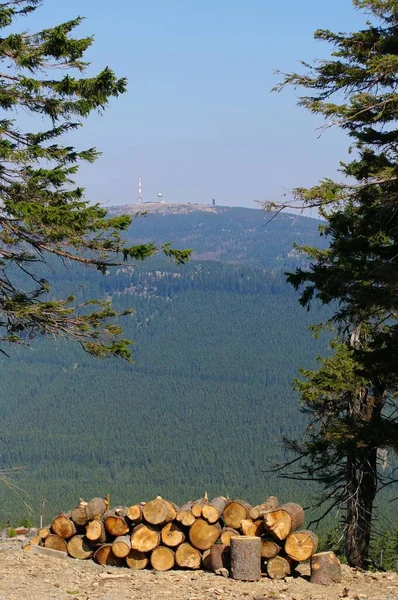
[0,543,397,600]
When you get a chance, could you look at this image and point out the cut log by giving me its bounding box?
[175,542,201,569]
[310,551,342,585]
[285,530,318,562]
[150,546,175,571]
[67,535,93,560]
[175,503,196,527]
[71,500,89,526]
[93,543,124,567]
[44,534,67,553]
[161,522,185,547]
[266,555,292,579]
[230,536,261,581]
[241,519,264,537]
[86,518,106,544]
[210,543,230,573]
[191,494,208,518]
[220,527,240,546]
[201,548,212,570]
[28,535,42,546]
[264,503,304,541]
[126,503,144,523]
[38,526,51,541]
[86,497,108,519]
[143,497,176,526]
[260,536,281,559]
[189,518,221,551]
[130,523,160,553]
[104,511,129,537]
[112,535,132,558]
[51,515,77,540]
[126,549,148,570]
[202,496,228,524]
[249,496,279,520]
[23,544,31,552]
[223,500,252,529]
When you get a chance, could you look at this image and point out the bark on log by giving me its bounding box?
[266,555,292,579]
[126,549,148,570]
[230,536,261,581]
[143,497,176,526]
[241,519,264,537]
[220,527,240,546]
[51,515,77,540]
[210,543,230,573]
[260,536,281,559]
[130,523,160,553]
[189,518,221,551]
[86,518,106,544]
[201,548,212,570]
[249,496,279,520]
[104,511,129,537]
[310,552,342,585]
[150,546,175,571]
[191,493,208,518]
[38,526,51,541]
[44,534,67,553]
[201,496,228,524]
[87,497,108,519]
[67,535,93,560]
[285,530,318,562]
[71,500,89,526]
[161,522,185,547]
[264,503,304,541]
[223,500,252,529]
[112,535,132,558]
[93,543,124,567]
[175,542,201,569]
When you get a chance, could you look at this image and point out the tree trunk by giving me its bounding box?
[222,500,252,529]
[44,534,67,553]
[130,523,160,552]
[67,535,93,560]
[175,542,201,569]
[230,536,261,581]
[189,518,221,551]
[94,543,124,566]
[161,522,185,547]
[51,515,77,540]
[86,518,106,544]
[310,551,342,585]
[266,555,292,579]
[150,546,175,571]
[126,549,148,570]
[285,530,318,562]
[220,527,240,546]
[112,535,132,558]
[143,497,176,526]
[241,518,264,537]
[249,496,279,520]
[264,503,304,541]
[201,496,228,524]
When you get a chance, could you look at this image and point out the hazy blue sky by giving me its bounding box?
[23,1,367,207]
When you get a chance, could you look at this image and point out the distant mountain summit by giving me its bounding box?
[109,203,323,270]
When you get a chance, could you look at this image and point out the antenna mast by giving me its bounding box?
[138,177,142,204]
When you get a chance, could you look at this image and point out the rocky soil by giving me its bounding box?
[0,540,396,600]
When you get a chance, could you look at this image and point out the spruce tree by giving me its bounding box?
[270,0,398,567]
[0,1,189,359]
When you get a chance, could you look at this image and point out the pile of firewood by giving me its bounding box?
[23,494,341,584]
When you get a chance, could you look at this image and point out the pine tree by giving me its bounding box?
[270,0,398,567]
[0,1,189,360]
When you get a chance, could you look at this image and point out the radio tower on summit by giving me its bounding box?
[137,177,142,204]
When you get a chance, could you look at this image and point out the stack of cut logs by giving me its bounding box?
[23,494,340,584]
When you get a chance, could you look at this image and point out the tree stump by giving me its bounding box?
[175,542,201,569]
[126,549,148,570]
[264,503,304,541]
[150,546,175,571]
[230,536,261,581]
[285,530,318,562]
[310,552,342,585]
